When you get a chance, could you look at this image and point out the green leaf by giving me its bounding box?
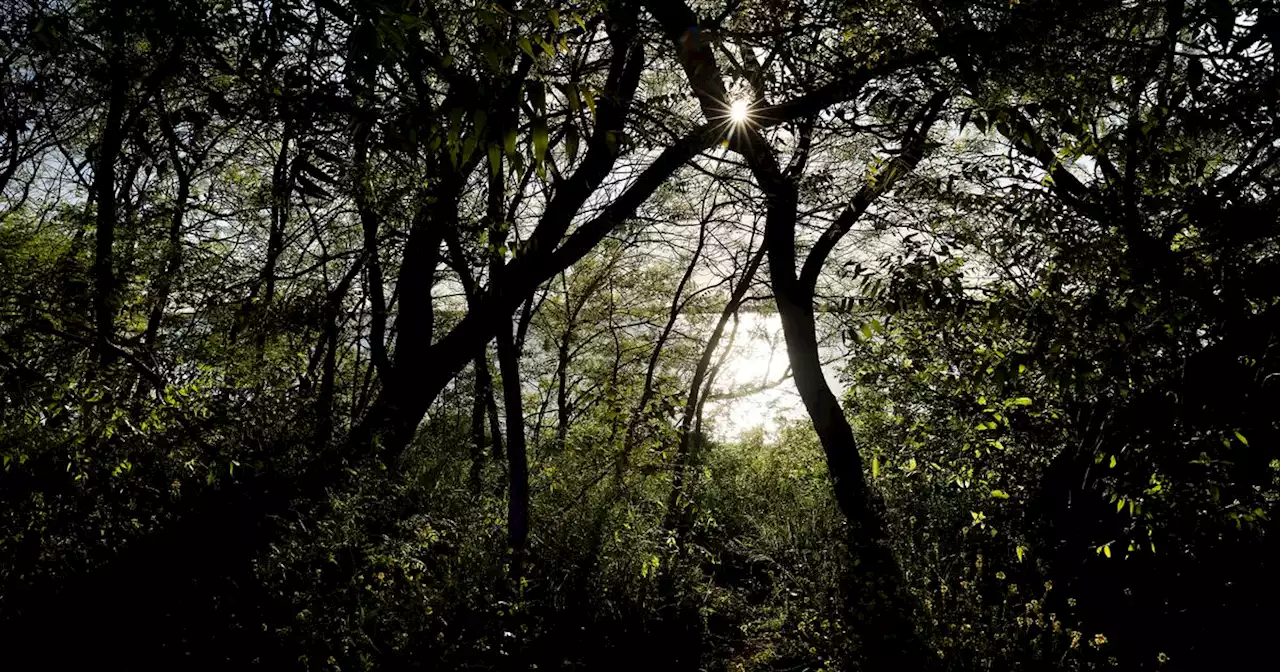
[532,119,548,167]
[529,80,546,115]
[1234,430,1248,446]
[488,144,501,176]
[563,83,580,114]
[461,133,478,164]
[1011,397,1032,406]
[548,9,560,30]
[872,455,880,479]
[990,489,1010,499]
[481,42,500,71]
[517,37,534,57]
[1016,546,1026,562]
[1109,455,1117,468]
[509,152,525,179]
[564,124,579,165]
[504,128,517,156]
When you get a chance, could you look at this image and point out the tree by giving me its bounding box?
[2,0,1276,668]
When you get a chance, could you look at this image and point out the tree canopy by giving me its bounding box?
[1,0,1277,669]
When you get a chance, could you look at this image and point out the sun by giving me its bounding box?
[730,99,750,123]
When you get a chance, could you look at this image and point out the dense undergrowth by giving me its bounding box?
[3,0,1278,669]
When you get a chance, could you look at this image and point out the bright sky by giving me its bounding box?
[705,311,845,441]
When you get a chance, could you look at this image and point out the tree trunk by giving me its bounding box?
[357,186,450,461]
[556,330,571,449]
[315,308,340,445]
[470,349,504,487]
[763,176,935,669]
[353,107,389,379]
[92,13,128,362]
[347,94,717,470]
[142,167,189,352]
[496,314,529,587]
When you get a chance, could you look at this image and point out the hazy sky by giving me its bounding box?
[705,311,844,441]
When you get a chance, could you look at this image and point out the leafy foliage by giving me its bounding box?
[1,0,1276,669]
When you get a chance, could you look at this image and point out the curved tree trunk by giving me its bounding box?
[762,171,937,669]
[638,0,946,665]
